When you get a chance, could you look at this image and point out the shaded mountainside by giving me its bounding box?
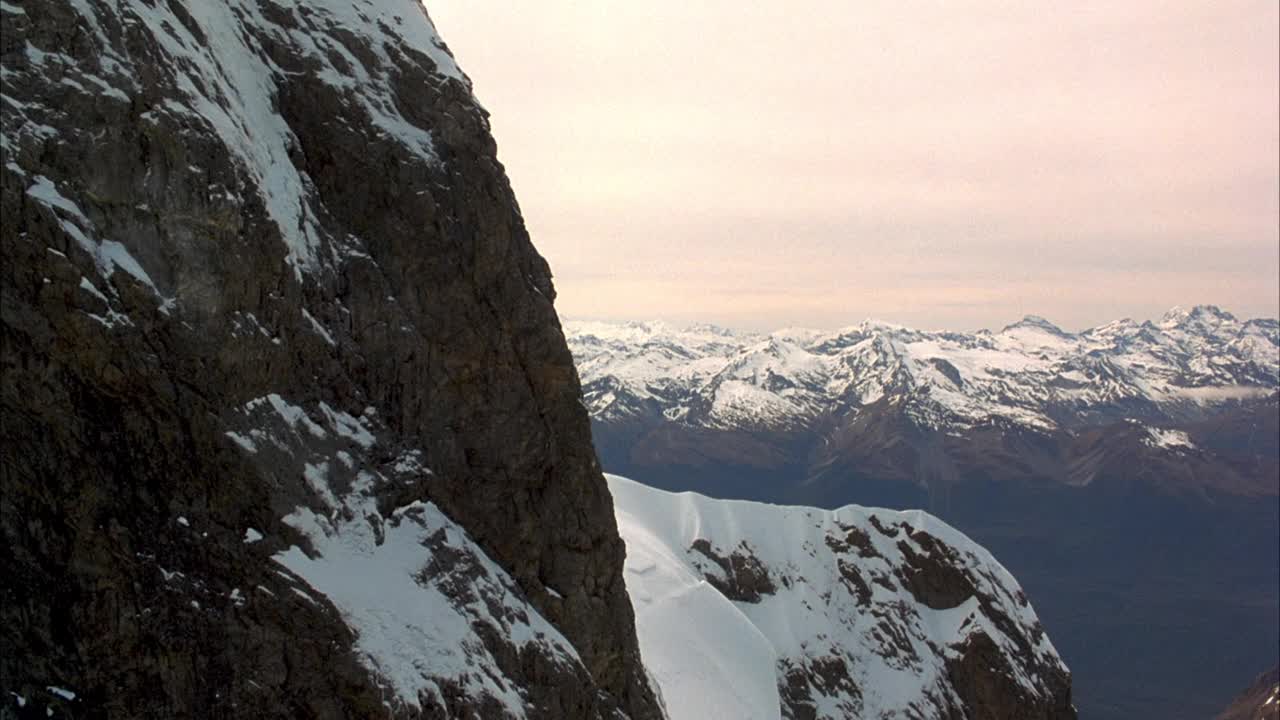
[1216,667,1280,720]
[610,475,1074,720]
[568,319,1280,720]
[1,1,660,717]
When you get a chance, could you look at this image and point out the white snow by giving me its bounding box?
[250,394,328,439]
[318,402,376,448]
[26,176,169,308]
[610,474,1066,720]
[229,386,538,720]
[126,1,324,273]
[302,309,336,347]
[392,450,431,475]
[303,462,339,509]
[1166,385,1272,403]
[274,465,582,716]
[618,500,782,719]
[1144,427,1195,450]
[26,176,89,225]
[78,277,109,303]
[46,687,75,701]
[225,431,258,453]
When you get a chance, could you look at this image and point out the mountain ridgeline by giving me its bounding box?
[567,312,1279,720]
[568,308,1277,502]
[2,2,1074,719]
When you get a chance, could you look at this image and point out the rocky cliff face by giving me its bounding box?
[1,1,660,717]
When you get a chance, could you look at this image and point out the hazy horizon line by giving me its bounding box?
[560,302,1280,336]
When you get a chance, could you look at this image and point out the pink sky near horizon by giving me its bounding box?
[428,2,1279,332]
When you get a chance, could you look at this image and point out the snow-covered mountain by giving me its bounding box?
[568,307,1278,436]
[568,310,1279,720]
[611,474,1074,720]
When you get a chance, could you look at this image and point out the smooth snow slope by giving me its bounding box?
[610,474,1069,720]
[615,492,782,718]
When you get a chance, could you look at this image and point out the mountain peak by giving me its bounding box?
[1161,304,1237,326]
[1001,315,1070,336]
[685,322,740,338]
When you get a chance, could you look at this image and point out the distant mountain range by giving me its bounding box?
[574,306,1276,431]
[568,305,1277,502]
[566,306,1279,720]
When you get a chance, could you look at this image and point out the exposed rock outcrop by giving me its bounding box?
[1,1,658,717]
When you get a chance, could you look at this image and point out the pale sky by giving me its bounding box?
[428,2,1279,332]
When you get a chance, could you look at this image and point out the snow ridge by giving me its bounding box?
[611,474,1070,720]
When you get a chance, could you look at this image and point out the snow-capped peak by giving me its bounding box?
[1001,315,1072,337]
[1160,304,1236,327]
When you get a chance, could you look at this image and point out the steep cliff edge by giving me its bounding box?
[1,1,659,717]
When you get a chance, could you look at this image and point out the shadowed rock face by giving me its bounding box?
[1,2,658,717]
[1215,667,1280,720]
[689,538,777,603]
